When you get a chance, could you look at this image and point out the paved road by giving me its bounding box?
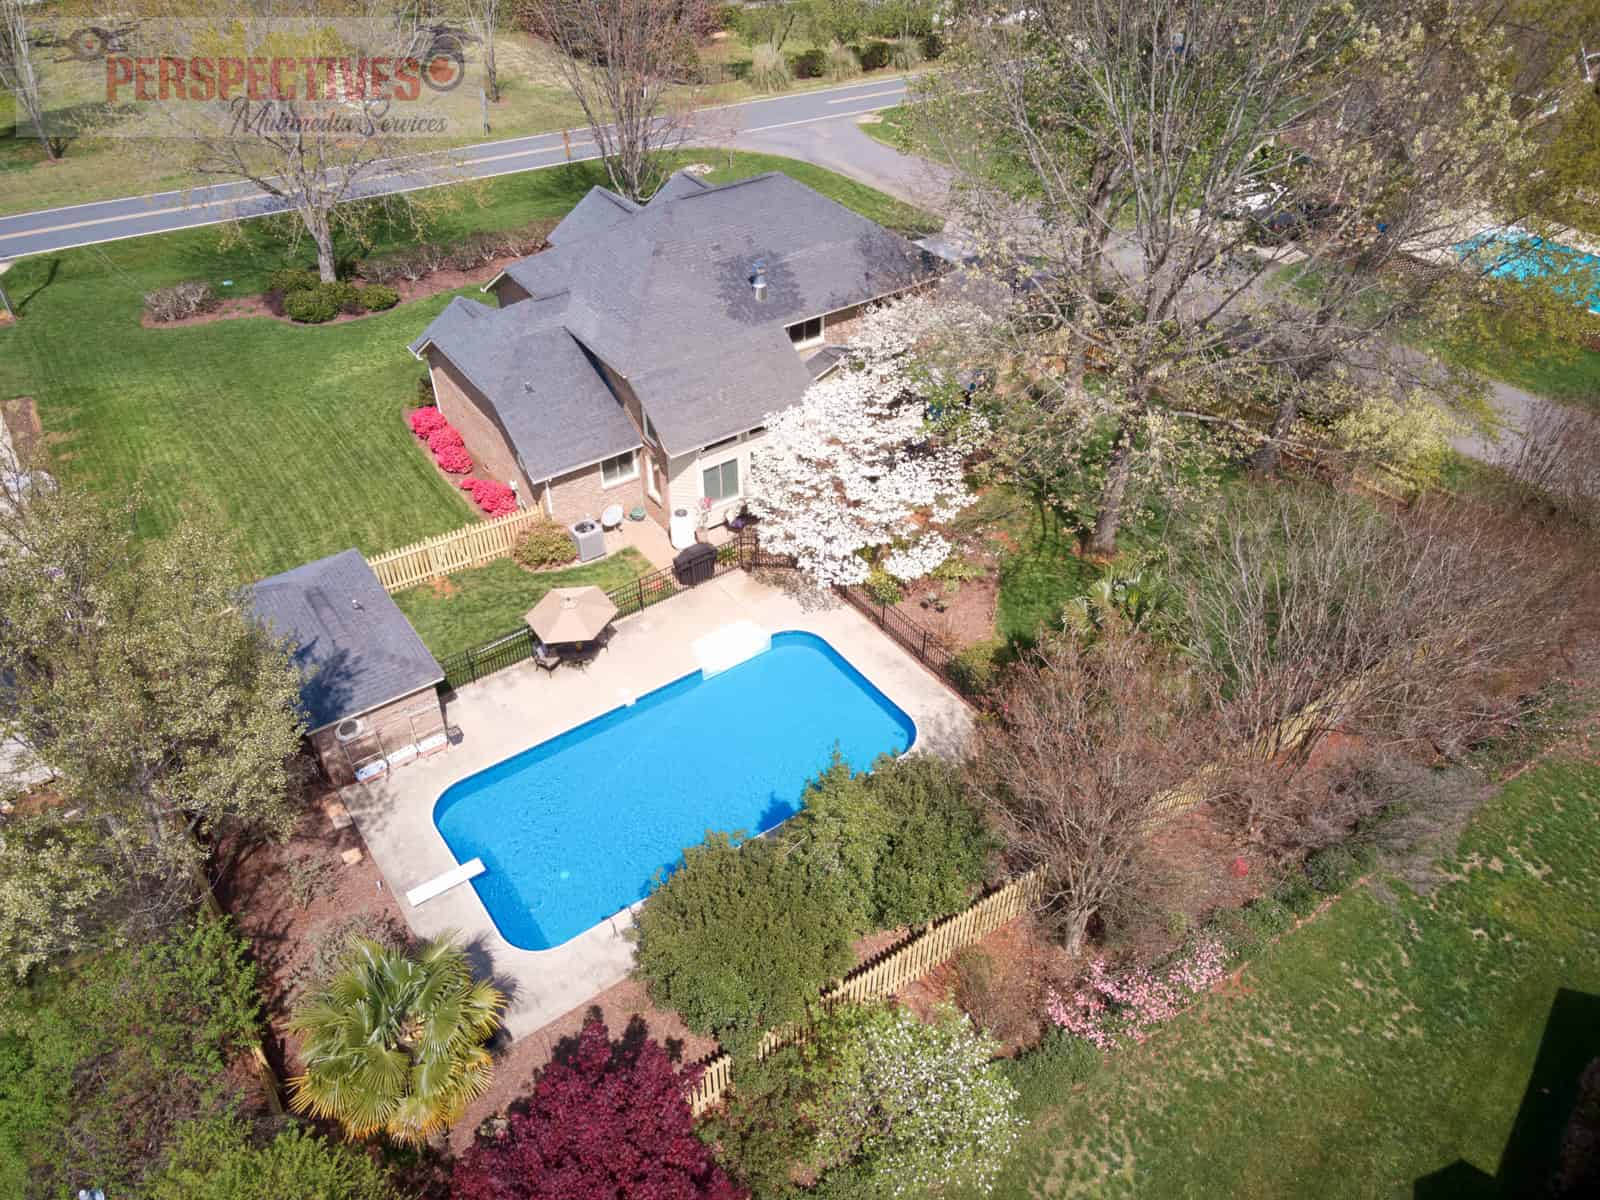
[0,76,913,259]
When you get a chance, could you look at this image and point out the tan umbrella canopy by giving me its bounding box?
[525,586,618,644]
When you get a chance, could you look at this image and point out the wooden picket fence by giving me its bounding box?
[685,868,1046,1115]
[367,509,559,592]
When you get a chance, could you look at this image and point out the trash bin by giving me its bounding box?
[673,541,718,587]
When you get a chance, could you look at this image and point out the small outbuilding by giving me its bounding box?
[249,549,446,786]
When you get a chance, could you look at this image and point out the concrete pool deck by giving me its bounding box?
[341,569,974,1040]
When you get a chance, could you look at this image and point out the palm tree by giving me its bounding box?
[288,934,505,1144]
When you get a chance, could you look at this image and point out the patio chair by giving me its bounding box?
[533,641,562,674]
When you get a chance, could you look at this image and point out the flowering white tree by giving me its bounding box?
[747,298,979,589]
[808,1002,1022,1196]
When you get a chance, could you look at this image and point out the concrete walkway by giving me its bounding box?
[341,569,972,1041]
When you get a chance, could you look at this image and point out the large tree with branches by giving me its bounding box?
[918,0,1583,552]
[527,0,709,200]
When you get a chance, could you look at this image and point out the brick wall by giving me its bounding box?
[544,456,645,525]
[426,351,533,496]
[311,688,445,787]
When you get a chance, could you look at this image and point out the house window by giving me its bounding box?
[642,410,660,445]
[600,451,637,487]
[703,458,739,503]
[787,316,823,347]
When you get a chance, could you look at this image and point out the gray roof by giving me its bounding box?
[410,297,640,483]
[248,550,443,733]
[411,170,937,468]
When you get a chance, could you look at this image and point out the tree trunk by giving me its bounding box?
[1089,418,1136,556]
[1251,391,1298,476]
[1060,906,1091,956]
[306,209,337,283]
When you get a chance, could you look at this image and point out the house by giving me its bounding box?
[407,170,937,540]
[248,549,446,786]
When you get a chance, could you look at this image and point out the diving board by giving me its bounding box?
[405,858,484,908]
[692,620,771,678]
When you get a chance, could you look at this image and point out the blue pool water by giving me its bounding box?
[1454,230,1600,314]
[433,631,917,950]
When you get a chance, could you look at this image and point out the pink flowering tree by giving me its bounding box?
[746,298,984,590]
[1046,937,1230,1050]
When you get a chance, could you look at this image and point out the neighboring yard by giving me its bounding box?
[392,549,651,661]
[963,753,1600,1200]
[0,153,934,580]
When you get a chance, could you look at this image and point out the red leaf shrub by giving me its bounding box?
[461,479,518,517]
[428,425,466,452]
[433,442,473,473]
[409,406,449,439]
[451,1016,746,1200]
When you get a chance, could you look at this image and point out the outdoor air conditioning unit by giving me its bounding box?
[334,717,366,743]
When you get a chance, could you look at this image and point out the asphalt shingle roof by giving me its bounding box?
[411,170,936,470]
[248,550,442,733]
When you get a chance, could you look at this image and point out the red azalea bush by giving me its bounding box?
[451,1015,746,1200]
[409,406,449,438]
[428,425,466,452]
[433,441,473,473]
[461,479,518,516]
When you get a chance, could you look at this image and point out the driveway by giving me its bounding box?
[723,113,953,217]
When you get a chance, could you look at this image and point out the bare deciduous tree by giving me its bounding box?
[133,2,461,281]
[1173,487,1584,771]
[1494,402,1600,532]
[0,0,59,160]
[968,631,1221,953]
[529,0,708,201]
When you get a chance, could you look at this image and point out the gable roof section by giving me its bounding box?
[248,550,442,733]
[548,186,640,246]
[410,295,640,484]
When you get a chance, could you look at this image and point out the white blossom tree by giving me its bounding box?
[747,298,981,590]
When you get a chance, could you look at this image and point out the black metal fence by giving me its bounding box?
[436,528,970,701]
[835,583,963,691]
[437,530,756,692]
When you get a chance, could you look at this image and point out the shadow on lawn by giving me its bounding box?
[1414,987,1600,1199]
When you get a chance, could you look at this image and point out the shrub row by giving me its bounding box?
[277,277,399,324]
[633,754,994,1051]
[408,407,473,474]
[143,280,221,323]
[359,219,557,286]
[776,36,941,83]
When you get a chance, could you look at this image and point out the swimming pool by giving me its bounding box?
[1454,229,1600,314]
[432,631,917,951]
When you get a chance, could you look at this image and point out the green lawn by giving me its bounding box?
[1430,320,1600,410]
[966,754,1600,1199]
[0,153,934,580]
[391,549,651,661]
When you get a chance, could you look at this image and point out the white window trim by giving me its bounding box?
[641,410,660,446]
[701,457,741,504]
[600,450,639,489]
[645,456,661,502]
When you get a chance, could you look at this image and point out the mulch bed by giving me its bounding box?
[138,254,526,330]
[214,786,408,1085]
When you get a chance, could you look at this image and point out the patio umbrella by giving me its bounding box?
[525,586,618,644]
